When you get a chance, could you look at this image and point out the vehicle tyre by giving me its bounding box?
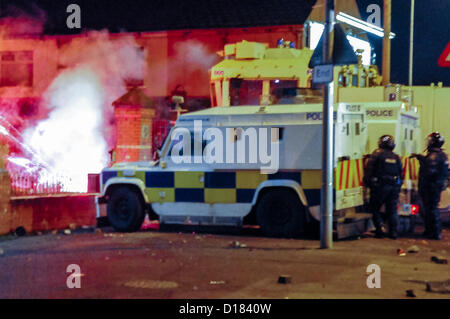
[107,186,145,232]
[256,189,306,238]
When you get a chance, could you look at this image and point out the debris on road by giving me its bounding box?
[431,256,448,264]
[397,249,406,256]
[278,275,292,284]
[140,217,160,230]
[64,229,71,235]
[210,280,226,285]
[103,233,117,237]
[229,241,247,249]
[407,245,420,253]
[426,279,450,294]
[124,280,178,289]
[405,289,416,297]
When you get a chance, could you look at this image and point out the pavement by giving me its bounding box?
[0,224,449,299]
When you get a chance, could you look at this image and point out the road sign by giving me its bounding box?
[438,42,450,67]
[312,64,333,83]
[308,23,358,68]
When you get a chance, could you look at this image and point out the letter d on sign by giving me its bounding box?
[366,264,381,288]
[66,264,82,288]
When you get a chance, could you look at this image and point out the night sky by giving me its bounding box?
[356,0,450,86]
[1,0,449,86]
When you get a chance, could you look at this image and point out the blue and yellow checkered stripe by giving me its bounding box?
[102,170,322,206]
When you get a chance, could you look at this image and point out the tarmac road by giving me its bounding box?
[0,224,449,299]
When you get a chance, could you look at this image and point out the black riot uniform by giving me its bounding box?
[364,135,403,239]
[411,132,449,240]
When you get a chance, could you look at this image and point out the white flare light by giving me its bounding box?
[346,35,372,66]
[336,12,396,39]
[23,67,109,192]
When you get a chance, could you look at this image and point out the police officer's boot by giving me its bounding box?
[422,210,432,237]
[429,233,442,240]
[375,228,384,238]
[429,224,442,240]
[388,231,398,240]
[429,207,442,240]
[388,215,399,240]
[374,224,385,238]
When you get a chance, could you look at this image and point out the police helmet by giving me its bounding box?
[378,135,395,150]
[427,132,445,149]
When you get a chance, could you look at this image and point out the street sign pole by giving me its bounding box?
[320,0,334,249]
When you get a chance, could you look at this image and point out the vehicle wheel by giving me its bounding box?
[107,186,145,232]
[256,189,306,238]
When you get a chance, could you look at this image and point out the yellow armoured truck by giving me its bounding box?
[209,40,428,229]
[100,102,373,238]
[98,40,433,237]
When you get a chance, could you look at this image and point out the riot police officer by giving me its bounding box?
[364,135,403,239]
[411,132,449,240]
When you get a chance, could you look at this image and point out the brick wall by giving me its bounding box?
[0,171,11,235]
[114,106,155,163]
[9,195,97,233]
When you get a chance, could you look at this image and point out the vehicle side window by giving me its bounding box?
[168,131,207,156]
